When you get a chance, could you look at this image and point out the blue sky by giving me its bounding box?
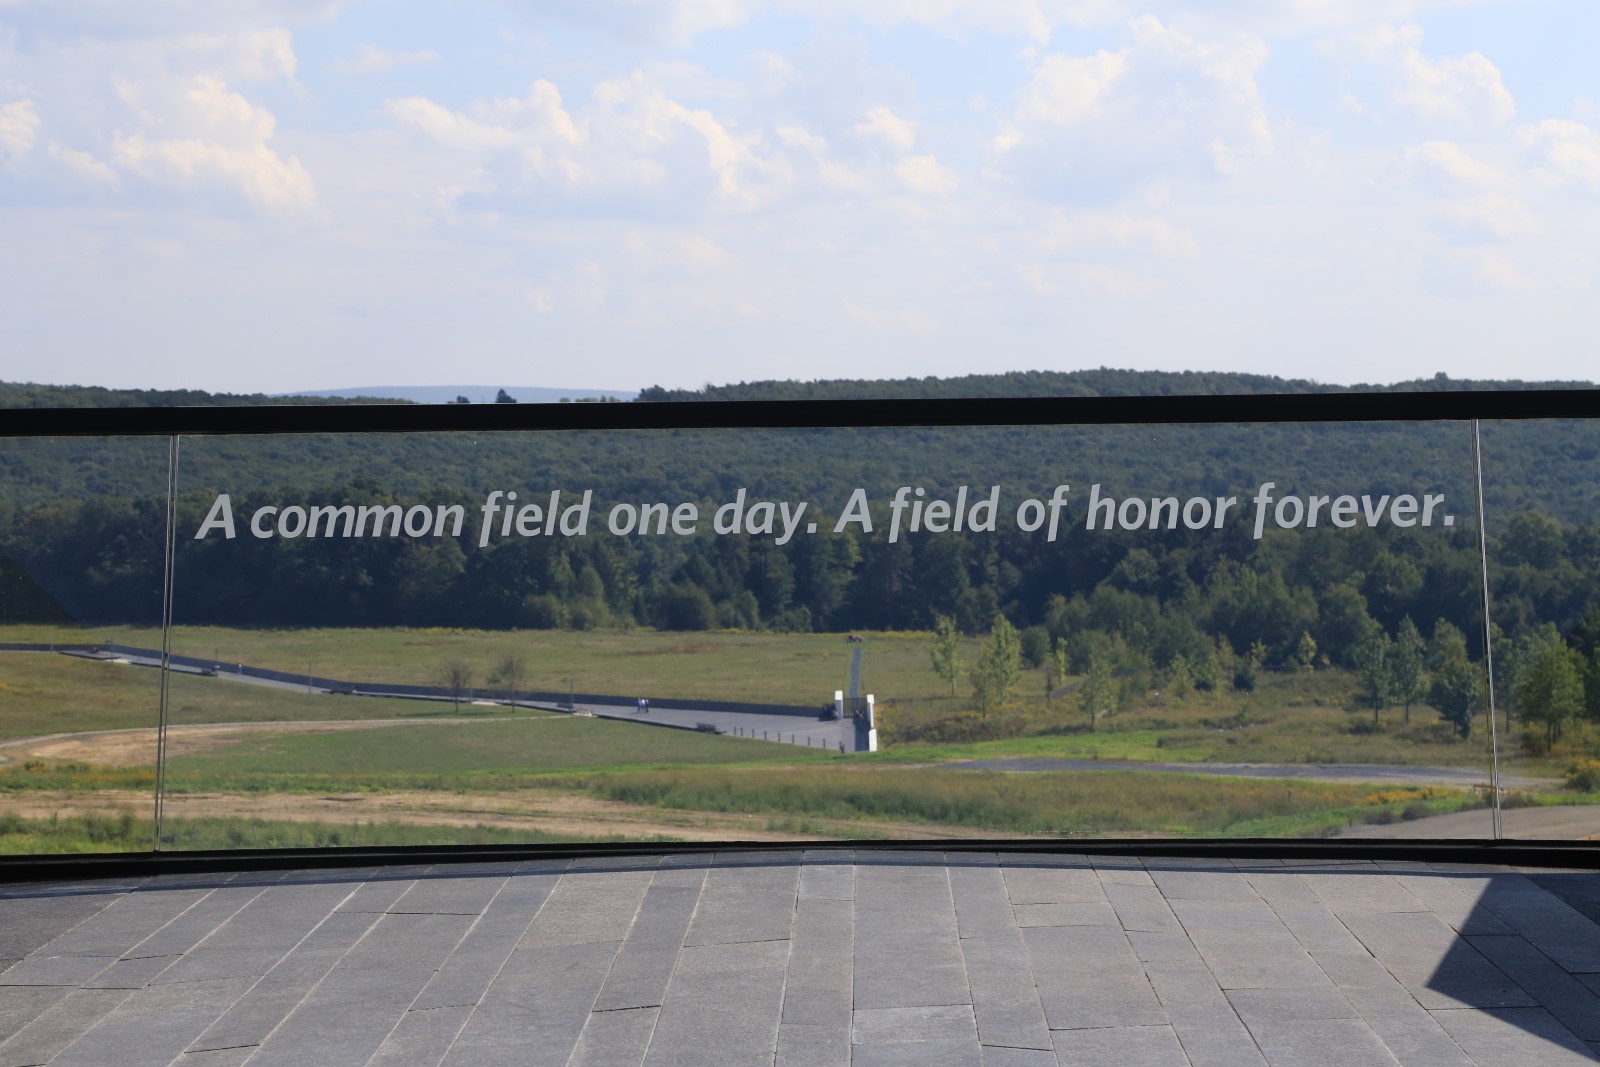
[2,1,1597,394]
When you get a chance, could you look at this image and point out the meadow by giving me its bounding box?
[0,651,507,744]
[2,623,1529,772]
[1,623,976,707]
[3,624,1586,853]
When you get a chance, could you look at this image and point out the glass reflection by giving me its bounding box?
[151,420,1495,849]
[0,436,168,854]
[1481,418,1600,841]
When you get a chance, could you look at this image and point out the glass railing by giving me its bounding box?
[3,394,1597,855]
[0,435,169,854]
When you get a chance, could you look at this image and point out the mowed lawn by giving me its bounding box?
[1,624,979,707]
[161,715,834,784]
[0,652,513,743]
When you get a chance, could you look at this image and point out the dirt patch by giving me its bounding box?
[0,718,508,769]
[7,787,1046,843]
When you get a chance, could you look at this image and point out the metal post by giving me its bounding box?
[153,435,180,851]
[1472,419,1503,840]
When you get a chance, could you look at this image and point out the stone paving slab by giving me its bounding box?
[2,852,1599,1065]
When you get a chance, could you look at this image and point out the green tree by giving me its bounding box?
[1352,627,1393,725]
[1517,644,1585,748]
[1078,644,1117,732]
[1427,619,1469,671]
[971,615,1022,716]
[1048,637,1069,701]
[1390,617,1428,723]
[1498,623,1563,723]
[1294,631,1317,671]
[1166,654,1194,699]
[1428,656,1482,739]
[930,614,963,699]
[488,653,528,708]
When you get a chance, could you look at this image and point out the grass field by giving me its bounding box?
[0,810,675,854]
[158,715,833,784]
[1,623,1584,853]
[575,765,1484,838]
[0,623,981,706]
[0,652,519,743]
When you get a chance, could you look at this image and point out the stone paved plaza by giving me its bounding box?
[2,851,1599,1066]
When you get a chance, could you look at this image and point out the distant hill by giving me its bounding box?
[0,382,404,409]
[285,386,636,404]
[0,382,635,408]
[638,369,1597,402]
[7,369,1592,410]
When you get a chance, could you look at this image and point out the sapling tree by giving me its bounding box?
[971,615,1021,716]
[489,653,528,708]
[930,614,963,699]
[438,658,474,710]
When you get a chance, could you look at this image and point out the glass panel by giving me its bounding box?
[1481,417,1600,840]
[160,417,1493,848]
[0,435,169,855]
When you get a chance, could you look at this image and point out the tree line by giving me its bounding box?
[8,473,1600,739]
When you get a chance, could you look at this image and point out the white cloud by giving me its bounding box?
[1404,138,1502,188]
[1429,245,1530,294]
[997,17,1272,200]
[1402,140,1534,241]
[113,133,315,213]
[110,64,316,212]
[1012,49,1126,126]
[854,105,917,152]
[389,71,793,216]
[1524,119,1600,194]
[0,28,316,214]
[47,140,118,186]
[332,44,439,75]
[1337,23,1514,126]
[0,98,38,166]
[895,153,956,195]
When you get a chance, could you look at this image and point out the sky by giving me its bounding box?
[1,1,1597,394]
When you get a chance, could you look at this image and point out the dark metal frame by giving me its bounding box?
[4,389,1600,880]
[4,387,1598,438]
[3,839,1597,885]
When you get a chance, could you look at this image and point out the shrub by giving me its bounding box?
[518,594,567,629]
[1565,759,1600,792]
[657,584,717,631]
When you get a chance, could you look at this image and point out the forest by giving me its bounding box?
[4,370,1600,747]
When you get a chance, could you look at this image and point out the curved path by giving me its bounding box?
[942,757,1558,790]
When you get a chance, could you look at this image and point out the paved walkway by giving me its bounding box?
[2,851,1599,1065]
